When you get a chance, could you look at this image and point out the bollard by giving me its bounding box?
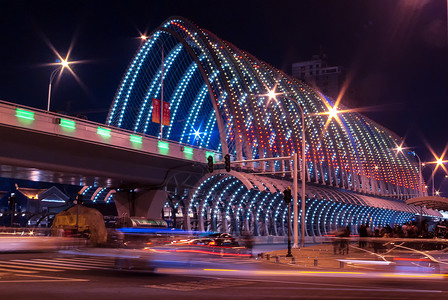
[291,257,296,264]
[275,256,280,263]
[340,261,344,268]
[314,259,318,267]
[266,254,270,260]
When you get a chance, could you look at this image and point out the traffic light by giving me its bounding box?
[283,187,292,204]
[76,192,84,205]
[207,155,214,173]
[224,154,231,172]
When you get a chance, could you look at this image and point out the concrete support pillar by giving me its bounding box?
[114,189,168,220]
[198,205,205,232]
[182,201,191,231]
[222,211,228,233]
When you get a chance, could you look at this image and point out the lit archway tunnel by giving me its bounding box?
[161,171,439,237]
[107,17,424,199]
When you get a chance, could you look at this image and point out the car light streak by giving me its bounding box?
[204,269,239,272]
[393,257,431,262]
[174,249,251,257]
[381,273,447,279]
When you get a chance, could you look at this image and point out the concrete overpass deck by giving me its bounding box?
[0,100,215,188]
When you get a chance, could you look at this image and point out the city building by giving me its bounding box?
[292,54,342,100]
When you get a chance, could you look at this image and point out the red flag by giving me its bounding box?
[152,98,160,123]
[162,101,170,126]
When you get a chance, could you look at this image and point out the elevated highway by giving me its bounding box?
[0,100,216,189]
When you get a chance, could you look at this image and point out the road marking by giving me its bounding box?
[0,267,36,274]
[11,260,87,270]
[47,258,115,266]
[0,262,62,272]
[0,273,89,283]
[145,279,251,291]
[31,259,110,269]
[61,257,116,264]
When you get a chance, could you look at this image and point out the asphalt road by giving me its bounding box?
[0,249,447,299]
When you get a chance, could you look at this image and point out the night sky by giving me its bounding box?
[1,0,447,192]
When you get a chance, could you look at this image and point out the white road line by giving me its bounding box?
[0,262,62,272]
[58,257,115,265]
[0,267,36,274]
[30,259,109,269]
[64,256,116,262]
[48,258,115,266]
[11,260,88,271]
[15,259,92,271]
[0,273,89,283]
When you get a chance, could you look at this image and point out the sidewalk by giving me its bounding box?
[260,243,385,269]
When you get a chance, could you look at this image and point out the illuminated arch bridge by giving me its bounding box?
[103,17,441,235]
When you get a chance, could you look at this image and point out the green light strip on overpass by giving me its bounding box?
[158,140,169,155]
[130,134,142,144]
[183,146,193,155]
[15,108,35,121]
[183,146,193,160]
[60,118,76,130]
[206,151,215,163]
[158,140,169,150]
[97,127,111,137]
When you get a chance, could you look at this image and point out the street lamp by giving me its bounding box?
[47,58,70,112]
[425,157,448,196]
[406,150,424,197]
[404,150,425,232]
[394,146,425,198]
[265,90,309,248]
[141,34,165,140]
[258,88,339,248]
[412,151,424,197]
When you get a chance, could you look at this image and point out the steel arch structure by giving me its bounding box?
[107,17,422,198]
[106,17,435,236]
[170,171,438,236]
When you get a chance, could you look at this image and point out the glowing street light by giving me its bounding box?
[263,86,340,248]
[265,89,305,248]
[328,106,339,119]
[425,158,448,196]
[47,58,71,111]
[395,147,424,197]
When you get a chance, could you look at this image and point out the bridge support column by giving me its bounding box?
[182,201,191,231]
[114,189,168,220]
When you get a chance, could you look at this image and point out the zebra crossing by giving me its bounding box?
[0,256,116,275]
[144,279,252,291]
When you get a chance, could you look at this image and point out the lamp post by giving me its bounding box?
[283,187,293,257]
[411,151,424,197]
[410,150,424,233]
[257,88,339,248]
[425,158,448,196]
[142,34,165,140]
[47,59,69,112]
[266,90,306,248]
